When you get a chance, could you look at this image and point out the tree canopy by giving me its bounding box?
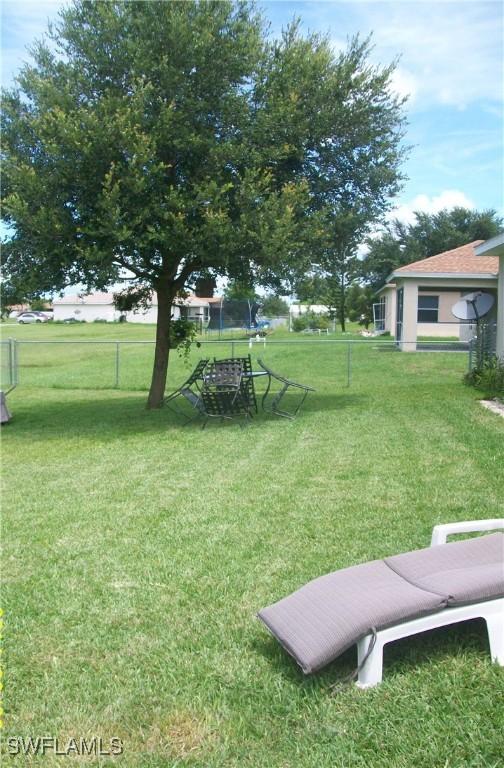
[1,0,408,406]
[260,294,289,317]
[223,279,257,302]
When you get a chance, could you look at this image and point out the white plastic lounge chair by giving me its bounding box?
[258,519,504,688]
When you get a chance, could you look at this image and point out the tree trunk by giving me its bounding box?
[147,284,173,409]
[339,276,346,332]
[339,293,346,331]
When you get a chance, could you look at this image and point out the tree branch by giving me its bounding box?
[112,255,155,281]
[172,260,200,292]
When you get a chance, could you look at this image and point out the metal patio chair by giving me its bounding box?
[257,358,315,419]
[213,355,258,413]
[199,361,251,427]
[163,358,209,422]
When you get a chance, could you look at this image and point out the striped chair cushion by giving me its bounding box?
[258,533,503,674]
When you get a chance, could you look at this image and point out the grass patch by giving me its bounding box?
[1,321,368,391]
[2,338,503,767]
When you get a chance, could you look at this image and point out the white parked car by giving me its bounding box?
[16,312,48,324]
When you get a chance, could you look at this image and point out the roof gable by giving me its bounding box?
[393,241,498,277]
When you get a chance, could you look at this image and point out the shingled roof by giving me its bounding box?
[393,241,499,276]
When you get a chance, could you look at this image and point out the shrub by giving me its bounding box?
[292,311,330,332]
[315,314,330,330]
[292,315,308,332]
[464,355,504,398]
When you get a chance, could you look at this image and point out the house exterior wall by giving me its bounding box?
[128,301,213,324]
[381,277,497,349]
[473,235,504,358]
[498,255,504,358]
[417,290,472,339]
[53,295,212,324]
[290,303,329,317]
[126,304,162,324]
[386,289,396,334]
[399,281,418,351]
[53,302,118,322]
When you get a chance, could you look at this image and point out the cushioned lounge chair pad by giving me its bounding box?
[258,533,504,674]
[386,532,504,604]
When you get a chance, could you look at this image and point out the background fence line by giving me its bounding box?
[1,336,473,392]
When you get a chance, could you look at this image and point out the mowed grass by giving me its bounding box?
[2,330,504,767]
[1,321,365,391]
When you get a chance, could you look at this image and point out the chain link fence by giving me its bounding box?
[0,338,18,393]
[8,336,471,392]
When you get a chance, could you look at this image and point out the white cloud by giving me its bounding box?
[389,67,418,103]
[363,2,503,110]
[317,2,503,111]
[1,1,65,87]
[389,189,476,225]
[329,37,348,57]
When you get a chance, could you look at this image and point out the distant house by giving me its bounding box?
[52,292,217,324]
[474,233,504,358]
[53,292,119,322]
[8,304,31,318]
[7,302,53,318]
[376,241,499,350]
[289,303,330,317]
[176,295,222,326]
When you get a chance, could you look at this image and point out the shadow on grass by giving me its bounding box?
[4,390,367,440]
[251,632,357,690]
[253,618,492,690]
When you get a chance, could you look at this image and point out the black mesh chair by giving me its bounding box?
[257,358,315,419]
[200,361,251,427]
[163,358,209,421]
[213,355,258,413]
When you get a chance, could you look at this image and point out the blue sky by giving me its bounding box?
[2,0,503,228]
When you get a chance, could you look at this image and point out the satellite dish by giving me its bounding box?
[451,291,494,321]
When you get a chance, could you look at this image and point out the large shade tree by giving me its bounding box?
[2,0,407,407]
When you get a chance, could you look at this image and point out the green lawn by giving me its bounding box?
[0,321,368,392]
[2,332,503,767]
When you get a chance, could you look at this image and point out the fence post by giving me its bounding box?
[115,342,120,388]
[9,338,14,388]
[12,338,19,387]
[4,338,19,392]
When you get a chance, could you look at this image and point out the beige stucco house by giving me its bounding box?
[376,241,499,350]
[474,233,504,359]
